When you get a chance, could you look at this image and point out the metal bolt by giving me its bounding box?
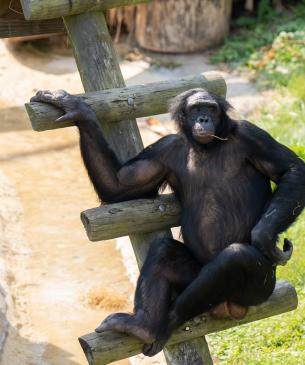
[127,97,134,107]
[159,204,166,212]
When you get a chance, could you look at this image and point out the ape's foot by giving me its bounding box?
[142,339,168,357]
[95,313,156,344]
[211,301,248,320]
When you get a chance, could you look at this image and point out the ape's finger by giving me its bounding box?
[30,91,55,104]
[30,90,70,107]
[272,243,293,266]
[56,112,76,123]
[32,89,52,98]
[95,324,104,333]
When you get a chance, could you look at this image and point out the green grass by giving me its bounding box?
[208,7,305,361]
[211,3,305,88]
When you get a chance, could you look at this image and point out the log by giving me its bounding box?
[164,338,213,365]
[135,0,233,53]
[81,194,181,242]
[79,280,297,365]
[20,0,150,21]
[62,10,213,364]
[26,73,226,132]
[0,18,65,39]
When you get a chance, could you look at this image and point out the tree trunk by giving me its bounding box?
[135,0,233,53]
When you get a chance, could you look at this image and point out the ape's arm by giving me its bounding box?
[240,121,305,264]
[78,116,177,202]
[30,90,179,203]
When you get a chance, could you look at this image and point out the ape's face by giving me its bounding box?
[186,92,221,144]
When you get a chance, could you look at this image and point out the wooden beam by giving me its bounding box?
[26,73,226,132]
[79,280,297,365]
[20,0,150,21]
[0,18,64,39]
[164,338,213,365]
[81,194,181,242]
[62,10,213,365]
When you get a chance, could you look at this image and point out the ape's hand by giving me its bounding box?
[31,90,97,123]
[251,227,293,266]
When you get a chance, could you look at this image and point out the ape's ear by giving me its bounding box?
[212,93,233,115]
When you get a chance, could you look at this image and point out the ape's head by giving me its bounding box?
[170,89,233,145]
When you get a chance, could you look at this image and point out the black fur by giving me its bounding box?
[32,88,305,357]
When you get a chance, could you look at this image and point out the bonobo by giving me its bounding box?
[31,88,305,357]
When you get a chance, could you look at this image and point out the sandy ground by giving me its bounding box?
[0,39,262,365]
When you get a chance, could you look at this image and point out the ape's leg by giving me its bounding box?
[144,243,275,356]
[96,238,201,344]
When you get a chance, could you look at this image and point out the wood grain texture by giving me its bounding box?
[81,194,181,241]
[136,0,233,53]
[79,280,297,365]
[20,0,150,20]
[164,338,213,365]
[26,73,226,131]
[62,10,213,364]
[0,18,64,39]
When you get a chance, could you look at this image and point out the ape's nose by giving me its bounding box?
[194,122,203,131]
[197,116,209,124]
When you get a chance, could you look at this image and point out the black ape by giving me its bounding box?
[31,88,305,357]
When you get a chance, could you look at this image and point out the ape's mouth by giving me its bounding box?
[193,132,215,144]
[193,131,228,144]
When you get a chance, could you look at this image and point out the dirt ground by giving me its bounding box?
[0,39,263,365]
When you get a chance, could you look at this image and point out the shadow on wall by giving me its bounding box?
[6,41,77,76]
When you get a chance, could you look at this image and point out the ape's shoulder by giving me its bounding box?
[136,134,186,161]
[157,133,185,145]
[234,120,273,145]
[147,134,186,152]
[235,120,265,135]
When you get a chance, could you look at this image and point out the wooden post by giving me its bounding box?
[20,0,150,20]
[135,0,233,53]
[164,339,213,365]
[60,10,214,365]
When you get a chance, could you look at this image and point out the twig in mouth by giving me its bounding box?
[208,134,229,141]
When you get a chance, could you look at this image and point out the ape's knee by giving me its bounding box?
[220,243,257,270]
[148,238,177,262]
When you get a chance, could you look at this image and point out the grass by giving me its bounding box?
[211,2,305,88]
[208,3,305,363]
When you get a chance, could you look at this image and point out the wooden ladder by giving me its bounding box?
[1,1,297,364]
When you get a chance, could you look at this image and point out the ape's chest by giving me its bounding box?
[182,144,246,188]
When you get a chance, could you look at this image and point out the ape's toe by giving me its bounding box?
[95,312,156,344]
[95,313,128,333]
[142,340,167,357]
